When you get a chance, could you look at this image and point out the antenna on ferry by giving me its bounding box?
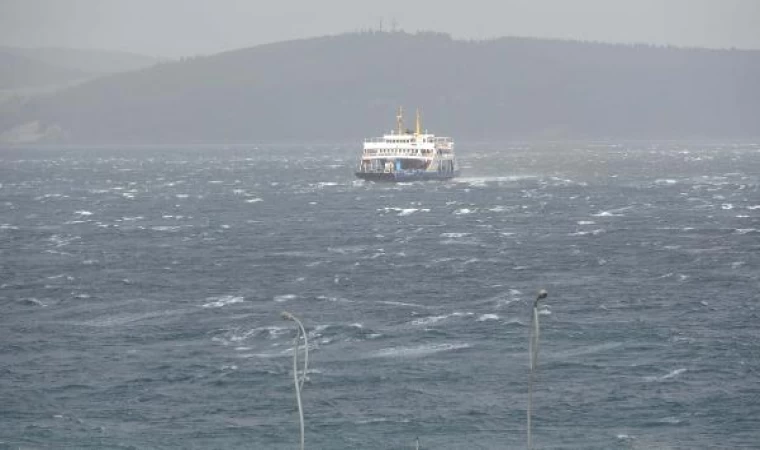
[415,108,422,136]
[396,106,404,135]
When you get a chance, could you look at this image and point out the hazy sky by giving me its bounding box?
[1,0,759,57]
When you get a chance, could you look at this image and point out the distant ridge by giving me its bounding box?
[1,31,758,144]
[0,51,90,90]
[0,46,163,76]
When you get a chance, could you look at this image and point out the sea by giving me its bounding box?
[1,142,759,449]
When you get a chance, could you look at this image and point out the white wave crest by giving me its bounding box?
[410,312,473,326]
[570,229,605,236]
[378,207,430,216]
[274,294,298,302]
[371,342,471,358]
[592,205,633,217]
[477,314,499,321]
[644,368,687,382]
[377,300,427,308]
[410,315,450,326]
[317,295,353,303]
[151,225,181,232]
[440,232,470,238]
[202,295,244,308]
[398,208,419,216]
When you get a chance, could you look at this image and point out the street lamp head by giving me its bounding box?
[534,289,548,307]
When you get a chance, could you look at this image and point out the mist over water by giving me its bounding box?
[1,142,759,448]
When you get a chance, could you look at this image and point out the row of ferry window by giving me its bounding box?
[367,149,434,155]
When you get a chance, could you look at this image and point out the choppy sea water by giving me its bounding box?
[1,142,759,449]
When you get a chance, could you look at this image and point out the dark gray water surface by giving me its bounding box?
[2,143,759,449]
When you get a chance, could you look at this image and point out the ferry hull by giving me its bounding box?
[355,171,459,182]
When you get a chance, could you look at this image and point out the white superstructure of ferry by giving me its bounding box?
[355,107,459,182]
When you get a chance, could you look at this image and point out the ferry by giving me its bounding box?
[355,107,459,182]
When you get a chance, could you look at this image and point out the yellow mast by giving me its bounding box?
[396,106,404,135]
[415,108,422,136]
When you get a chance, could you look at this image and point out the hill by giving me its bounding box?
[0,47,162,76]
[0,47,163,92]
[0,51,90,90]
[1,31,759,144]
